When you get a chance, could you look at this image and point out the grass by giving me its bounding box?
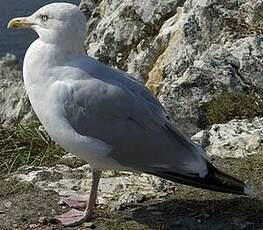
[204,92,263,126]
[0,120,64,176]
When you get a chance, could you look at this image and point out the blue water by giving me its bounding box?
[0,0,80,62]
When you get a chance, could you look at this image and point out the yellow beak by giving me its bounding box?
[7,17,33,29]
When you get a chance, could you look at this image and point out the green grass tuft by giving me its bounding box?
[0,120,64,176]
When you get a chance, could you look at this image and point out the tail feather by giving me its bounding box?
[147,162,247,195]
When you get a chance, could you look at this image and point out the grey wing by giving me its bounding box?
[64,77,166,135]
[70,55,165,115]
[63,74,207,176]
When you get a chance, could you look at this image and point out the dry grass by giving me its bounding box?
[0,120,64,176]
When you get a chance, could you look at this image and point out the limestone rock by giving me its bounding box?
[192,117,263,158]
[155,1,263,135]
[0,54,34,126]
[11,164,176,210]
[0,81,33,126]
[81,0,263,135]
[0,53,22,80]
[82,0,184,81]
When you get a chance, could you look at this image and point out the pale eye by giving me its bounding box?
[40,14,49,22]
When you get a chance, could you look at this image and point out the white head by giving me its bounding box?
[8,3,86,48]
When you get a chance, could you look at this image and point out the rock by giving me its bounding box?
[4,201,12,208]
[29,224,38,229]
[240,0,263,25]
[59,153,86,168]
[38,216,48,225]
[0,79,33,126]
[82,0,184,81]
[0,54,33,126]
[83,222,96,229]
[81,0,263,135]
[191,130,210,149]
[0,53,22,80]
[2,0,262,130]
[11,164,176,210]
[192,117,263,158]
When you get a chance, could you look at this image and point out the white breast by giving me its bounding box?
[22,39,119,170]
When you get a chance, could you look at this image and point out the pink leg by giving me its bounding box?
[55,169,102,227]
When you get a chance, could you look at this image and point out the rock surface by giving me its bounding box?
[1,1,263,133]
[0,54,33,126]
[0,53,22,80]
[192,117,263,158]
[81,0,263,135]
[9,116,262,210]
[11,160,176,211]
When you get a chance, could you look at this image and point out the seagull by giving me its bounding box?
[8,2,250,227]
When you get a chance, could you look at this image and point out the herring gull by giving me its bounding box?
[8,3,250,227]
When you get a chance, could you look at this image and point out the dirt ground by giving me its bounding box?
[0,156,263,230]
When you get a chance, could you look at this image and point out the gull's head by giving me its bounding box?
[8,3,86,45]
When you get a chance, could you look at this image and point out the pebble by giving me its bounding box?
[58,199,64,205]
[39,216,48,224]
[29,224,38,229]
[83,222,96,229]
[4,202,12,208]
[71,184,81,191]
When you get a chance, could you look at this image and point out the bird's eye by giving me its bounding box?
[40,14,49,22]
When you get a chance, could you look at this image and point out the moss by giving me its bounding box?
[204,92,263,126]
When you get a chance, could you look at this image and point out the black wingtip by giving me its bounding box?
[147,162,247,195]
[203,162,246,195]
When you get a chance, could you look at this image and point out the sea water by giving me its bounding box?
[0,0,80,61]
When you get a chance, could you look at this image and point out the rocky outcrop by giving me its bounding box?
[11,154,175,211]
[81,0,263,135]
[1,1,263,133]
[0,54,33,126]
[192,117,263,158]
[80,0,185,81]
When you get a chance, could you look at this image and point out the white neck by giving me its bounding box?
[23,38,83,84]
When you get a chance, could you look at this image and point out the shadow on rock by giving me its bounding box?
[130,197,263,230]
